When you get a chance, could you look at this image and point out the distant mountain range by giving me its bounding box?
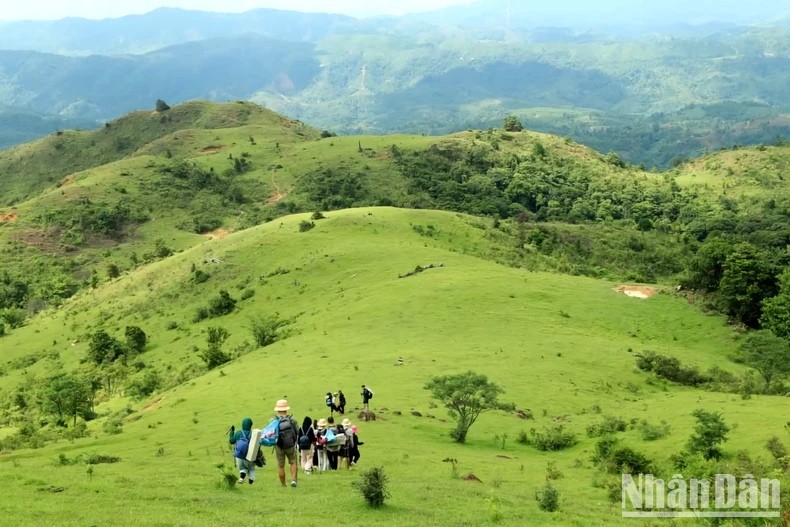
[0,0,788,166]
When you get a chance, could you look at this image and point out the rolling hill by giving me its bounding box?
[0,206,788,526]
[0,100,789,524]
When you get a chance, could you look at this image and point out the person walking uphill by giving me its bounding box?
[228,417,257,485]
[273,399,299,488]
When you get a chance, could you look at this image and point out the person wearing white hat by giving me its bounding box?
[314,418,329,472]
[273,399,299,488]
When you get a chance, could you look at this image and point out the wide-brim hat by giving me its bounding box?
[317,418,328,428]
[274,399,290,412]
[341,418,352,427]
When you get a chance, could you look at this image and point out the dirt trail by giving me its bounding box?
[0,212,19,223]
[266,169,289,204]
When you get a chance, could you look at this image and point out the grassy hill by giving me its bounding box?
[1,207,787,525]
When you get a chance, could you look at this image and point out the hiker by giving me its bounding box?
[361,384,373,410]
[228,417,258,485]
[325,392,336,415]
[272,399,299,488]
[349,425,364,466]
[339,418,354,469]
[314,418,329,472]
[312,416,320,468]
[332,392,341,414]
[325,416,341,470]
[298,416,316,475]
[338,390,346,414]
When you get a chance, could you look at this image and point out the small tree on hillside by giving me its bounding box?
[739,330,790,392]
[125,326,147,355]
[424,371,509,443]
[155,99,171,112]
[199,326,231,369]
[503,115,523,132]
[87,330,124,365]
[687,409,729,460]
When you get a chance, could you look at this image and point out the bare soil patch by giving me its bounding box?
[199,144,225,154]
[614,284,658,299]
[0,212,19,223]
[205,228,230,239]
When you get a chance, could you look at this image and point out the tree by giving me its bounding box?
[155,99,171,112]
[718,243,778,327]
[87,330,124,365]
[739,330,790,392]
[503,115,523,132]
[424,371,509,443]
[199,326,231,369]
[250,315,286,347]
[761,269,790,339]
[686,409,729,460]
[39,373,93,427]
[125,326,147,355]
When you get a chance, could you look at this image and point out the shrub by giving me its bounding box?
[240,289,255,300]
[193,307,209,323]
[311,211,325,220]
[155,99,170,112]
[352,466,390,508]
[102,416,123,435]
[208,290,236,317]
[250,315,286,347]
[765,437,788,470]
[527,426,578,451]
[586,416,627,437]
[1,307,26,329]
[535,482,560,512]
[193,269,210,284]
[636,351,710,386]
[299,220,315,232]
[639,419,671,441]
[593,436,653,474]
[199,347,230,369]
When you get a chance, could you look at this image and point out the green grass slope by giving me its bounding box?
[0,208,786,526]
[0,100,318,205]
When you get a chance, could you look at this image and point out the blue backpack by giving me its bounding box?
[233,431,251,458]
[261,418,279,447]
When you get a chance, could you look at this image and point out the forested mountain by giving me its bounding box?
[0,2,788,166]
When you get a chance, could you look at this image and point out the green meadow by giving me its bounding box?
[1,207,787,526]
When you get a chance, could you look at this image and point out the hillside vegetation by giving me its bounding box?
[1,206,789,525]
[0,101,789,524]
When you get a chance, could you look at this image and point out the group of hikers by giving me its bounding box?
[228,385,374,488]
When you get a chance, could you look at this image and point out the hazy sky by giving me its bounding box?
[0,0,476,21]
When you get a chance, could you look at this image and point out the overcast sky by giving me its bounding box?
[0,0,477,21]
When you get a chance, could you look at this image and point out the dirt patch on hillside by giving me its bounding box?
[13,228,63,253]
[199,144,225,154]
[265,191,289,204]
[0,212,19,223]
[60,175,75,186]
[144,396,165,411]
[615,285,658,299]
[205,228,230,239]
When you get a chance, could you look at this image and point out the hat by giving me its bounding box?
[274,399,290,412]
[317,418,328,428]
[341,418,352,427]
[334,392,339,396]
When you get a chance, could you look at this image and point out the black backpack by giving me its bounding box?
[277,416,297,449]
[298,427,311,450]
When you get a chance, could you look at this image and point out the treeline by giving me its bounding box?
[293,135,790,330]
